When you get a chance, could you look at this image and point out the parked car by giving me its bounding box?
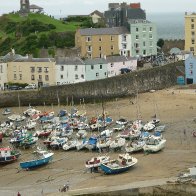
[9,85,22,90]
[25,84,37,89]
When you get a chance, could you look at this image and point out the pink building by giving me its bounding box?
[106,56,137,77]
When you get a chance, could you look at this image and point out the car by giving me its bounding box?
[25,84,37,89]
[9,85,22,90]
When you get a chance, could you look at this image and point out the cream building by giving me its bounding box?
[0,62,8,90]
[7,57,56,87]
[185,13,196,55]
[75,27,129,59]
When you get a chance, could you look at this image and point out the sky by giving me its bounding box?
[0,0,195,16]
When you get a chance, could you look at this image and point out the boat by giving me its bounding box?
[125,140,145,153]
[143,122,155,132]
[58,110,67,117]
[34,130,51,138]
[154,125,166,133]
[86,136,98,151]
[76,139,88,151]
[85,155,110,169]
[2,108,11,115]
[96,138,111,149]
[0,147,20,164]
[20,137,38,149]
[100,153,138,174]
[116,118,128,125]
[113,124,125,131]
[76,129,87,139]
[26,120,36,130]
[143,136,166,153]
[62,140,77,151]
[117,130,130,139]
[100,129,113,138]
[109,138,126,150]
[129,130,141,140]
[20,148,54,169]
[8,114,26,122]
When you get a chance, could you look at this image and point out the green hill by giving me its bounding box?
[0,13,81,57]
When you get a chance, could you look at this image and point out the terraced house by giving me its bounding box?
[7,56,56,87]
[75,27,130,59]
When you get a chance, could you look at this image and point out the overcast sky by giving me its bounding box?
[0,0,195,16]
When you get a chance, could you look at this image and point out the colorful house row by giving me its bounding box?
[185,53,196,84]
[0,53,137,89]
[75,20,157,59]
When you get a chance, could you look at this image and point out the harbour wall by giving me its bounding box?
[0,61,183,107]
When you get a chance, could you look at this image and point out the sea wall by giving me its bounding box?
[0,61,183,107]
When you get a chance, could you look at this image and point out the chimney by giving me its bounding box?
[130,3,141,9]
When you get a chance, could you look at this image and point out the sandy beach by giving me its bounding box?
[0,87,196,196]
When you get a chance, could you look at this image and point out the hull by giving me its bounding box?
[20,155,53,169]
[0,153,20,164]
[143,139,166,153]
[100,163,131,174]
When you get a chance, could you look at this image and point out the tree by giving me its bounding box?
[157,39,164,49]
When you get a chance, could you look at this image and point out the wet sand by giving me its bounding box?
[0,87,196,196]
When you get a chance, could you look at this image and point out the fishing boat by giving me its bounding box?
[100,153,138,174]
[143,122,155,132]
[85,155,110,169]
[20,137,38,149]
[62,140,77,151]
[96,138,112,150]
[20,148,54,169]
[100,129,113,138]
[0,147,20,164]
[117,130,130,139]
[113,124,125,131]
[2,108,11,115]
[154,125,166,133]
[116,118,128,125]
[34,130,51,138]
[76,139,88,151]
[76,129,87,139]
[86,136,98,151]
[8,114,26,122]
[109,138,126,150]
[143,136,166,153]
[125,140,145,153]
[26,120,36,130]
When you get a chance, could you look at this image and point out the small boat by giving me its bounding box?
[8,114,26,122]
[113,124,125,131]
[125,140,145,153]
[0,147,20,164]
[86,136,98,151]
[117,130,130,139]
[76,129,87,139]
[116,118,128,125]
[20,148,54,169]
[143,122,155,132]
[26,120,36,130]
[143,136,166,153]
[154,125,166,133]
[34,130,51,138]
[20,137,38,148]
[100,153,138,174]
[100,129,113,138]
[50,137,68,149]
[76,139,88,151]
[129,130,141,140]
[96,138,111,149]
[149,118,160,125]
[2,108,11,115]
[58,110,67,117]
[109,138,126,150]
[62,140,77,151]
[85,156,110,169]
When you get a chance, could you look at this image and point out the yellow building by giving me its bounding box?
[7,57,56,87]
[185,13,196,54]
[75,27,129,58]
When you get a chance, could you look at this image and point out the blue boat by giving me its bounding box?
[86,137,97,151]
[100,154,138,175]
[20,150,54,169]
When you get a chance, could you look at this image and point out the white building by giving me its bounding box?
[119,33,132,57]
[89,10,103,24]
[0,62,8,90]
[56,57,85,85]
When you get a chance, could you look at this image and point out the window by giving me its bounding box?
[136,50,139,54]
[143,41,146,46]
[190,63,193,69]
[136,35,139,40]
[86,36,91,42]
[191,19,194,23]
[136,27,139,32]
[143,50,146,55]
[100,64,102,69]
[31,75,35,80]
[111,36,114,41]
[96,73,99,77]
[105,72,107,76]
[87,46,92,52]
[30,67,35,73]
[38,67,42,73]
[149,34,153,39]
[60,75,63,79]
[190,70,193,75]
[149,41,153,47]
[122,44,127,49]
[190,47,194,52]
[191,24,194,29]
[99,37,102,42]
[81,74,84,79]
[111,45,114,50]
[99,46,102,51]
[135,43,139,48]
[19,74,22,80]
[14,74,17,80]
[123,62,125,65]
[192,31,195,36]
[122,35,127,42]
[75,74,79,80]
[75,65,78,71]
[192,39,195,44]
[39,75,42,80]
[111,63,114,67]
[44,67,49,73]
[149,27,153,32]
[60,66,64,71]
[45,75,49,81]
[99,53,102,58]
[91,65,94,70]
[143,27,146,32]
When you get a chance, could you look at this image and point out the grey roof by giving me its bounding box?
[14,58,55,62]
[106,56,137,63]
[84,58,107,65]
[79,27,129,36]
[128,19,151,24]
[56,57,84,65]
[2,53,24,62]
[30,4,43,9]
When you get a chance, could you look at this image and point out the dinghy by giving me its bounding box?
[85,155,110,169]
[0,147,20,164]
[62,140,77,151]
[109,138,126,150]
[2,108,11,115]
[125,140,145,153]
[143,122,155,132]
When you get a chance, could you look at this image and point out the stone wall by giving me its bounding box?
[162,39,185,53]
[0,61,183,107]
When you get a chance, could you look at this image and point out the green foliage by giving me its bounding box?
[0,37,15,55]
[8,82,28,88]
[157,38,164,49]
[66,16,89,22]
[48,48,55,57]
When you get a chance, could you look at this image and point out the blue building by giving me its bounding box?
[185,54,196,84]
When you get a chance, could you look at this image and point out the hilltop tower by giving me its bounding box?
[19,0,30,16]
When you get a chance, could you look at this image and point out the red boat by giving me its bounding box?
[35,131,51,138]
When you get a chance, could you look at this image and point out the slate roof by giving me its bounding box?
[79,27,129,36]
[56,57,84,65]
[14,58,55,62]
[84,58,107,65]
[128,19,151,24]
[30,4,43,9]
[106,56,137,63]
[90,10,104,18]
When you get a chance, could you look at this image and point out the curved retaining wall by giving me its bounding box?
[0,62,183,107]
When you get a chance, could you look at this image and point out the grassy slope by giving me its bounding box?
[6,13,80,32]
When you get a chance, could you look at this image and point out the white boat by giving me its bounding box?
[113,124,125,131]
[131,120,143,131]
[96,138,112,149]
[154,125,166,133]
[8,114,26,122]
[149,118,160,125]
[85,155,110,169]
[143,122,155,132]
[129,130,141,140]
[26,120,36,129]
[2,108,11,115]
[76,139,88,151]
[76,130,87,139]
[109,138,126,150]
[100,129,113,137]
[62,140,77,151]
[116,118,128,125]
[143,136,166,153]
[125,140,145,153]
